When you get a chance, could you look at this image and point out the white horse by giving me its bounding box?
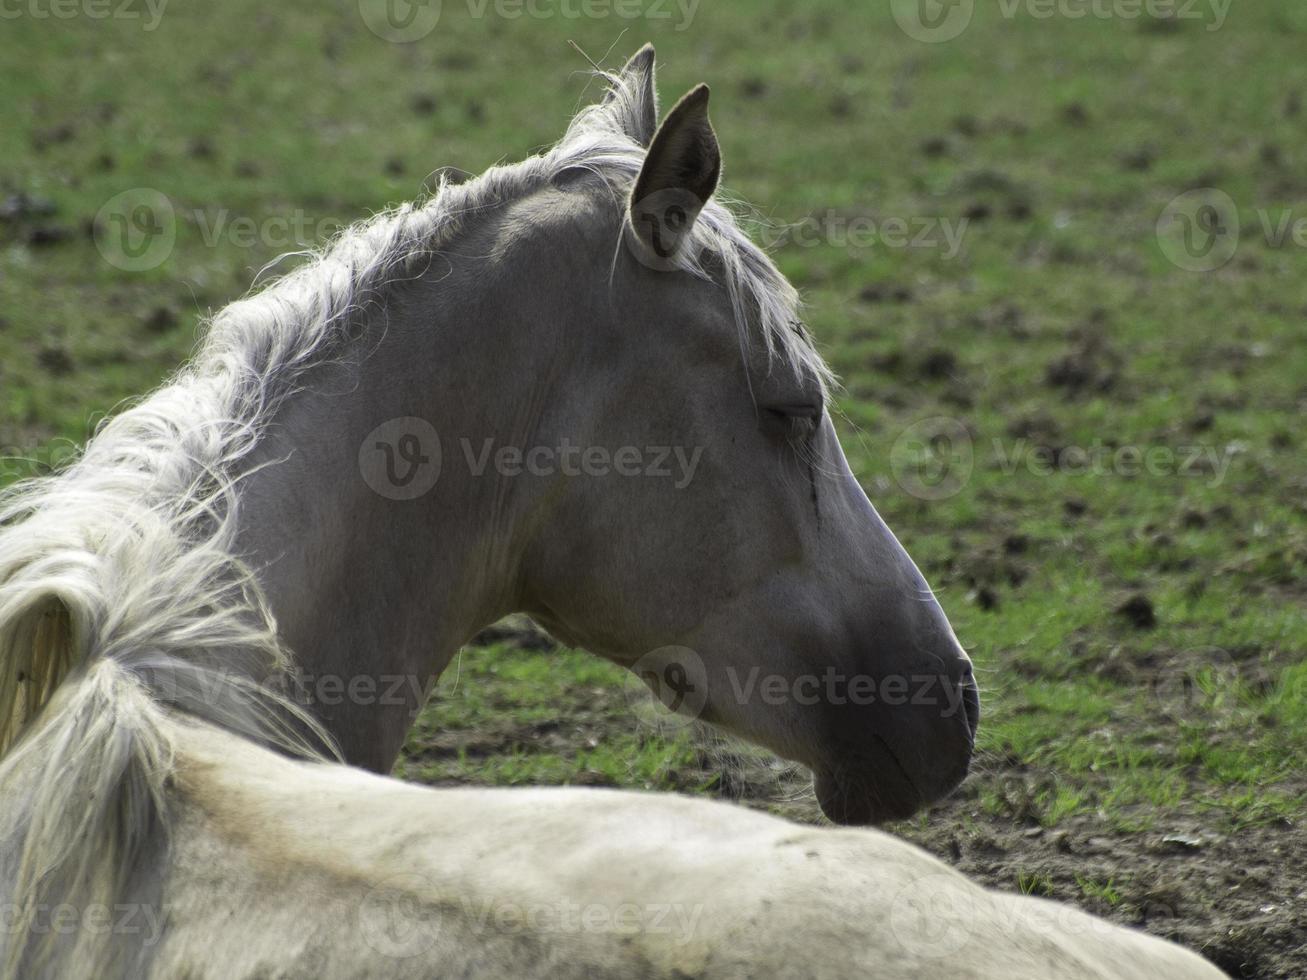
[0,46,1224,978]
[0,659,1224,978]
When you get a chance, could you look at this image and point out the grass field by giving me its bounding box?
[3,1,1306,975]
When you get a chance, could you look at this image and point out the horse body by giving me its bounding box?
[4,689,1215,980]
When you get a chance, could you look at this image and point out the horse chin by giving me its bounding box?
[813,752,923,826]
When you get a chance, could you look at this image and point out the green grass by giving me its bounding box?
[1018,870,1055,898]
[1075,874,1124,907]
[3,0,1307,836]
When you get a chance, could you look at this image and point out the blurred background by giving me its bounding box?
[2,1,1305,975]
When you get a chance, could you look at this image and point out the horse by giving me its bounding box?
[0,45,1224,978]
[3,44,977,826]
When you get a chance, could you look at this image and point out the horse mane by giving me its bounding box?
[0,55,832,979]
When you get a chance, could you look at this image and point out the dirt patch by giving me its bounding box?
[897,779,1307,980]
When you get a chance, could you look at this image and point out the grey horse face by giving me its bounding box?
[497,67,977,825]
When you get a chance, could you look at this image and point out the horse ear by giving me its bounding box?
[604,43,658,146]
[627,84,721,265]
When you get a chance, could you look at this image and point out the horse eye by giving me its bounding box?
[764,403,824,422]
[763,403,823,441]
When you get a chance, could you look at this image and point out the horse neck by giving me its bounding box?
[229,254,555,772]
